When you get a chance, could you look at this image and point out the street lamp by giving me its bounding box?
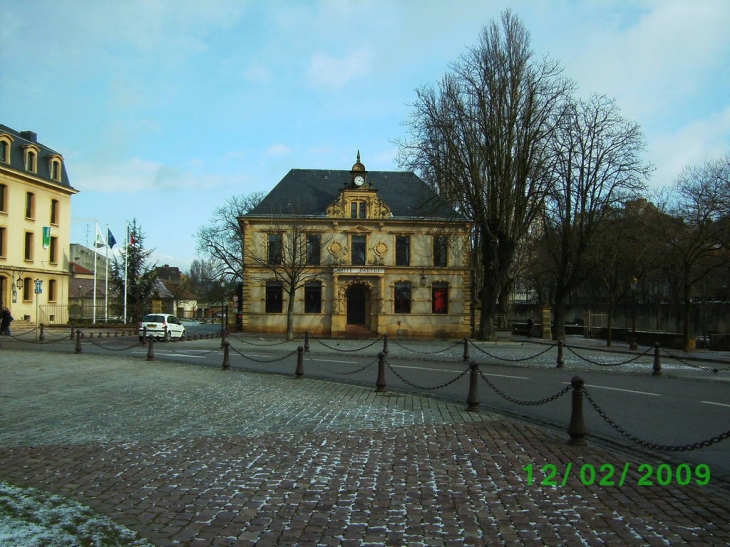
[630,277,638,350]
[220,280,227,339]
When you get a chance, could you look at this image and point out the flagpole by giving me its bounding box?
[93,221,98,324]
[105,224,110,323]
[124,222,129,325]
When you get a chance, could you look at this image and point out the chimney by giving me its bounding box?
[20,131,38,143]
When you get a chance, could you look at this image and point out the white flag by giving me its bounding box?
[94,223,107,248]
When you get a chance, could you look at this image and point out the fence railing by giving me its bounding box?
[3,328,728,454]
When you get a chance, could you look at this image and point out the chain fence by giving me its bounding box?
[478,369,572,405]
[564,344,653,367]
[388,338,462,355]
[232,336,294,347]
[228,343,298,364]
[305,354,378,375]
[659,347,727,373]
[583,388,730,452]
[79,332,144,352]
[468,339,555,362]
[308,333,385,353]
[384,357,470,391]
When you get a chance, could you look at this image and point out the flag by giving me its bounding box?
[94,223,107,248]
[42,226,51,249]
[129,231,136,246]
[108,228,117,249]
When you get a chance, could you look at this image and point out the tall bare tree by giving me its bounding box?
[195,192,265,281]
[397,10,573,339]
[646,155,730,350]
[542,94,651,339]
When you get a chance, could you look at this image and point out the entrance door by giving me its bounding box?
[346,286,367,325]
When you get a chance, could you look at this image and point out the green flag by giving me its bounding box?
[42,226,51,249]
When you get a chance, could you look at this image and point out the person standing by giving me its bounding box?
[1,307,13,335]
[526,316,534,338]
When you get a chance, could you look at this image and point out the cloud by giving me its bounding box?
[649,106,730,187]
[307,50,373,90]
[266,144,291,156]
[566,0,730,119]
[71,157,242,193]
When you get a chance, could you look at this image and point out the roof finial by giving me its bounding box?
[357,150,360,163]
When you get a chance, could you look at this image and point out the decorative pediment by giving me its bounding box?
[325,191,392,219]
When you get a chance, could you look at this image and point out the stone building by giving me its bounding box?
[239,153,472,338]
[0,124,78,326]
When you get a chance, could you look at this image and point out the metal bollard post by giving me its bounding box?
[39,323,45,341]
[652,342,662,376]
[147,335,155,361]
[295,346,304,378]
[222,342,231,370]
[375,352,387,392]
[304,331,310,353]
[142,326,148,344]
[567,376,587,445]
[466,361,480,411]
[75,330,82,354]
[556,340,565,368]
[382,333,389,355]
[463,337,469,362]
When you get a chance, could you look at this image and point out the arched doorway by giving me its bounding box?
[346,285,367,325]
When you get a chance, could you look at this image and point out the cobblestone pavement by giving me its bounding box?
[1,349,729,546]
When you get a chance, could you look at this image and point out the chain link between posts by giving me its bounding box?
[79,332,145,352]
[228,343,298,363]
[384,358,470,391]
[564,344,653,367]
[477,369,572,405]
[584,388,730,451]
[388,338,462,355]
[659,347,726,373]
[469,340,555,362]
[305,354,378,375]
[309,333,385,352]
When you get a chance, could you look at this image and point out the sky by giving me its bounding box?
[1,0,729,273]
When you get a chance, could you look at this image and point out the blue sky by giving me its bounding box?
[2,0,729,272]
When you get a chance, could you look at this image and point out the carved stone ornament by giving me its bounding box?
[328,241,343,256]
[373,241,388,257]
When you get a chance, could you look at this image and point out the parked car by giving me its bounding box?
[138,314,186,342]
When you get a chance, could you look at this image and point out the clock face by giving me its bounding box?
[354,175,365,186]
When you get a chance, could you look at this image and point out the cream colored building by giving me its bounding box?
[0,125,78,326]
[240,154,473,338]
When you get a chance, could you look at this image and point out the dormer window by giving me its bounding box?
[0,134,12,163]
[26,150,36,172]
[48,154,64,181]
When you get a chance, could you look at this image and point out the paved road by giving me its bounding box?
[1,333,729,546]
[5,331,729,480]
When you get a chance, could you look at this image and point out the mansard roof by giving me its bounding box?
[0,123,75,190]
[246,169,465,221]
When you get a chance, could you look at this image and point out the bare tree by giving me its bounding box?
[542,94,651,339]
[646,156,730,350]
[397,10,573,339]
[244,207,334,340]
[195,192,265,281]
